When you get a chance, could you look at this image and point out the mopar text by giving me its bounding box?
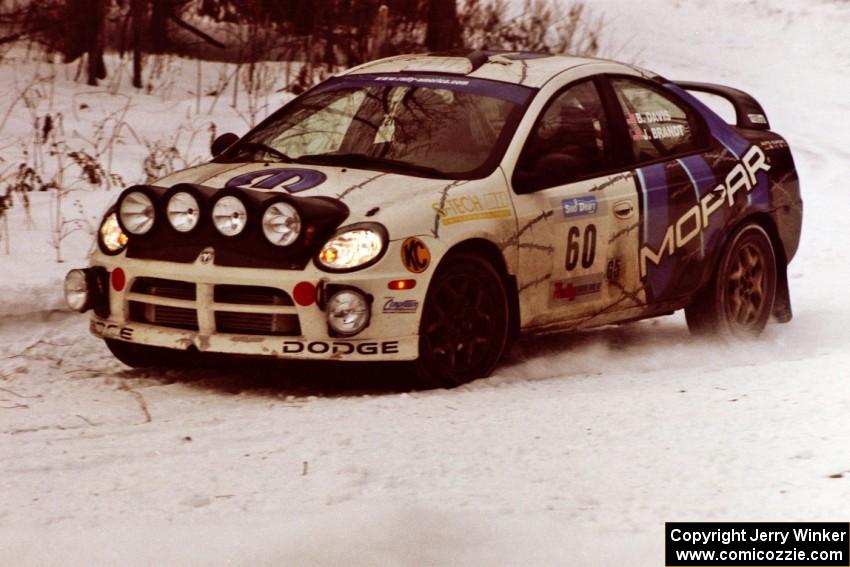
[640,145,771,277]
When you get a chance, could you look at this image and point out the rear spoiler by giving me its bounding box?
[673,81,770,130]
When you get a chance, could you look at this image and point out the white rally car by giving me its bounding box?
[65,50,802,387]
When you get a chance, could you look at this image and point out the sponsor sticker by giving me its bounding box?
[432,191,512,225]
[401,237,431,273]
[383,297,419,314]
[561,196,598,219]
[639,145,770,277]
[550,274,603,305]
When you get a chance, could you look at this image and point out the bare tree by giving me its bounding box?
[426,0,459,51]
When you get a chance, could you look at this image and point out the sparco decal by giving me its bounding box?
[639,144,770,277]
[226,168,326,194]
[282,340,400,355]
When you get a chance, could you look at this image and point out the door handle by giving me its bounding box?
[613,200,635,219]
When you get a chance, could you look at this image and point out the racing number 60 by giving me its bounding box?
[565,224,596,271]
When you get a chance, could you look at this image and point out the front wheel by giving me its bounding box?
[413,253,509,388]
[685,223,777,337]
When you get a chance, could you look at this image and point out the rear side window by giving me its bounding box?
[610,78,704,163]
[514,79,611,192]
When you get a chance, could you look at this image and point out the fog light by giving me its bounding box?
[326,289,370,336]
[64,269,90,312]
[212,195,248,236]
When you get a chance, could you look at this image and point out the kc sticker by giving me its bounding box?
[401,237,430,273]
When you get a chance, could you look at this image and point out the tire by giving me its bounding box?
[413,253,510,388]
[685,223,777,337]
[105,339,197,369]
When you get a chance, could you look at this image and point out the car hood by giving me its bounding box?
[155,161,496,239]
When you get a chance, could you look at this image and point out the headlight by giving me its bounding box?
[327,289,370,336]
[64,269,90,312]
[99,212,128,253]
[262,202,301,246]
[212,196,247,236]
[118,191,155,235]
[317,225,386,271]
[167,191,200,233]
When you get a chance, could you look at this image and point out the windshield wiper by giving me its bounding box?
[229,141,294,163]
[297,153,448,178]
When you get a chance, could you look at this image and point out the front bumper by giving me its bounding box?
[78,247,424,362]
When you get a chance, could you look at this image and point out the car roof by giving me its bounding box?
[343,50,647,88]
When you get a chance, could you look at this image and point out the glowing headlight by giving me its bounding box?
[318,227,385,271]
[119,191,155,235]
[167,191,200,233]
[262,202,301,246]
[212,196,247,236]
[327,289,370,336]
[64,269,90,312]
[99,212,128,253]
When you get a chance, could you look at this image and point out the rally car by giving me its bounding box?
[64,50,802,387]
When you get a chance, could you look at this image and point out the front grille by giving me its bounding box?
[131,277,196,300]
[215,312,301,336]
[214,285,294,306]
[129,301,199,331]
[126,279,300,337]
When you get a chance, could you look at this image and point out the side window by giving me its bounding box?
[610,78,704,163]
[514,80,611,193]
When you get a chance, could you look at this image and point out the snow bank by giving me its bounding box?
[0,52,294,318]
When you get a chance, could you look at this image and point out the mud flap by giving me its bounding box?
[772,261,792,323]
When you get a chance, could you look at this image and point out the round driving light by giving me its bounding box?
[64,269,90,312]
[167,191,200,232]
[99,212,128,253]
[212,196,247,236]
[119,191,155,235]
[327,290,370,336]
[262,202,301,246]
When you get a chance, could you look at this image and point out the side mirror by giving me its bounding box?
[211,132,239,158]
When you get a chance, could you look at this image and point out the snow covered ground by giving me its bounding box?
[2,1,850,565]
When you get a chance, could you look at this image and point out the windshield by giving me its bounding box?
[221,73,534,179]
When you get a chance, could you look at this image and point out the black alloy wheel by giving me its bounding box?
[415,253,509,388]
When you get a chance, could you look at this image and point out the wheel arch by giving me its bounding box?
[704,212,791,322]
[436,238,521,339]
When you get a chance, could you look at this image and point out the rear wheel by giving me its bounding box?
[685,223,777,337]
[105,339,197,369]
[414,254,509,388]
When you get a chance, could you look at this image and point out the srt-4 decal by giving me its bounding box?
[639,144,770,277]
[226,168,326,193]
